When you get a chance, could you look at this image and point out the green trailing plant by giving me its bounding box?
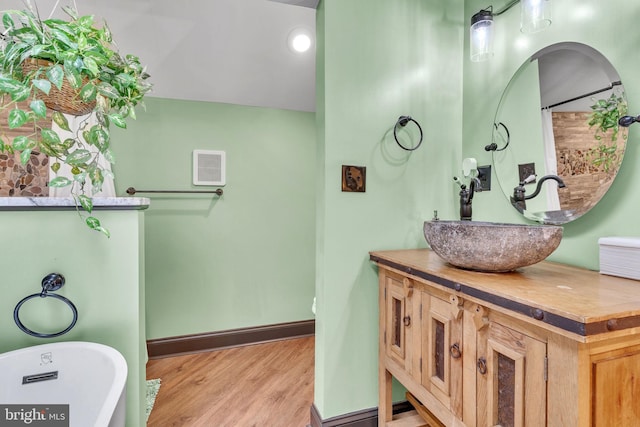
[587,92,627,173]
[0,0,151,236]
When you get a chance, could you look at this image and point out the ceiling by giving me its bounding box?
[4,0,317,112]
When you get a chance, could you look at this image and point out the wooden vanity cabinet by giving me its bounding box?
[372,249,640,427]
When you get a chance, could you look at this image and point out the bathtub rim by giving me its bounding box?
[0,341,128,427]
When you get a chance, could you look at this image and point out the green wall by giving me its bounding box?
[315,0,640,421]
[112,98,317,339]
[0,210,146,427]
[463,0,640,269]
[315,0,464,418]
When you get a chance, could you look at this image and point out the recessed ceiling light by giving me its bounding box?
[292,34,311,52]
[287,27,313,54]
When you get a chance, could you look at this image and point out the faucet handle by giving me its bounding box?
[520,174,536,185]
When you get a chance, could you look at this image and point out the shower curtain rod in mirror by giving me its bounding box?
[542,81,622,110]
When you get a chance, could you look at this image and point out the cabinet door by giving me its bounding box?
[385,274,415,373]
[477,321,546,427]
[421,293,463,417]
[591,344,640,427]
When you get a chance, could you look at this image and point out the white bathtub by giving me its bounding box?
[0,341,127,427]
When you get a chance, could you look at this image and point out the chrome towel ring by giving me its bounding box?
[14,273,78,338]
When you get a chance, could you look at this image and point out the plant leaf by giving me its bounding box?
[49,176,73,187]
[102,21,112,43]
[11,85,31,102]
[78,194,93,213]
[52,111,71,131]
[77,33,88,51]
[93,127,109,151]
[51,162,61,173]
[115,73,136,88]
[24,44,46,60]
[88,166,104,190]
[65,149,92,165]
[8,109,28,129]
[82,50,108,65]
[2,13,15,32]
[85,216,110,238]
[47,65,65,90]
[50,28,77,50]
[30,99,47,118]
[20,148,32,165]
[103,148,116,164]
[97,82,119,99]
[78,15,95,29]
[0,75,26,93]
[108,113,126,129]
[79,82,97,102]
[12,136,33,151]
[83,57,99,76]
[61,138,75,150]
[41,129,62,145]
[32,78,52,95]
[38,141,57,157]
[64,66,82,89]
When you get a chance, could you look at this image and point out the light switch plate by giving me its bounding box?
[478,165,491,191]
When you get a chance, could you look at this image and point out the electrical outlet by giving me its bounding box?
[478,165,491,191]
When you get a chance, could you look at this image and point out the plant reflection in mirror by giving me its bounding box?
[587,92,627,173]
[0,0,152,237]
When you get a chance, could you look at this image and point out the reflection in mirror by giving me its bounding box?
[491,42,627,224]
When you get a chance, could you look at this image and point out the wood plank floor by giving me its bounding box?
[146,336,314,427]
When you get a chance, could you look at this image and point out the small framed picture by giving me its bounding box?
[342,165,366,192]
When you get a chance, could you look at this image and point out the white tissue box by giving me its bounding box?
[599,237,640,281]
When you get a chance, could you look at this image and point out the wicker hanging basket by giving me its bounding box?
[21,58,96,116]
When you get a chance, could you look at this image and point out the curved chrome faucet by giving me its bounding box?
[511,174,566,212]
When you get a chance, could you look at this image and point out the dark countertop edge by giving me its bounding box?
[370,253,639,338]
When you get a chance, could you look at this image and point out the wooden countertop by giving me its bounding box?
[370,249,640,338]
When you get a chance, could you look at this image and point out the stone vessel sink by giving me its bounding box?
[423,220,563,272]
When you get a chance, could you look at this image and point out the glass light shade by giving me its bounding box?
[521,0,552,33]
[470,11,494,62]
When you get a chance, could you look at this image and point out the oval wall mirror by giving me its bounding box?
[490,42,628,224]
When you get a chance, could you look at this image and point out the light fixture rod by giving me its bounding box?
[494,0,519,16]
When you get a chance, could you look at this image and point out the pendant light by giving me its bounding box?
[470,0,552,62]
[470,8,494,63]
[520,0,552,33]
[469,0,551,62]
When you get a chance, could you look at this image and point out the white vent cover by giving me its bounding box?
[193,150,226,186]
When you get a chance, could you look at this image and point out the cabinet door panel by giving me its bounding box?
[422,294,463,415]
[480,321,546,427]
[386,277,407,365]
[592,348,640,427]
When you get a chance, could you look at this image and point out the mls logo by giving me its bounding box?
[40,353,53,365]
